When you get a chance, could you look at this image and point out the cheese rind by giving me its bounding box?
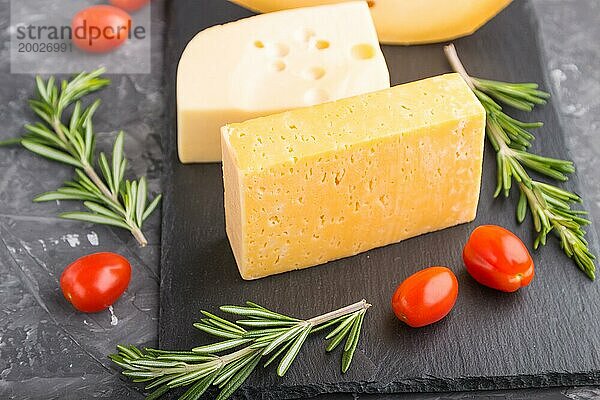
[228,0,512,45]
[222,73,486,280]
[177,1,390,163]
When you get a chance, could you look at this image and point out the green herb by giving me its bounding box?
[444,44,596,279]
[0,69,161,246]
[110,300,371,399]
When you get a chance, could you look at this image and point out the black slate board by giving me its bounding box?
[160,1,600,398]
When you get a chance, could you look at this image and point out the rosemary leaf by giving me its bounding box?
[129,359,184,369]
[236,319,298,328]
[214,352,257,387]
[33,190,97,203]
[145,385,171,400]
[156,354,216,363]
[136,177,147,227]
[21,140,82,167]
[0,138,23,146]
[193,323,243,340]
[60,211,131,230]
[201,311,247,334]
[24,123,65,148]
[107,354,130,370]
[116,344,139,359]
[83,201,121,218]
[344,312,363,352]
[180,373,217,400]
[325,313,357,340]
[244,327,291,339]
[145,374,184,391]
[98,153,113,192]
[169,367,220,389]
[326,317,356,352]
[263,338,295,369]
[276,325,311,377]
[262,325,305,355]
[192,338,252,354]
[215,352,261,400]
[142,194,163,222]
[220,305,299,322]
[342,312,366,373]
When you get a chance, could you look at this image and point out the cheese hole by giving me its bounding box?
[271,60,286,72]
[314,40,330,50]
[254,40,264,48]
[302,66,326,80]
[351,43,375,60]
[367,0,376,7]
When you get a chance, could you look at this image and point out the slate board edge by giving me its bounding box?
[154,370,600,400]
[228,371,600,400]
[158,0,600,398]
[158,0,175,348]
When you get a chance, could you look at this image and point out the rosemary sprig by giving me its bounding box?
[110,300,371,399]
[1,69,161,246]
[444,44,596,279]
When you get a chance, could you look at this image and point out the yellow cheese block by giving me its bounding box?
[228,0,512,45]
[222,73,486,280]
[177,2,390,163]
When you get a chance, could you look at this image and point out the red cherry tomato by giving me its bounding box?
[109,0,150,12]
[60,252,131,313]
[463,225,534,292]
[71,5,131,53]
[391,266,459,328]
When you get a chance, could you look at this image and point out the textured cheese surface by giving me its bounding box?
[177,1,390,163]
[228,0,512,44]
[222,74,486,280]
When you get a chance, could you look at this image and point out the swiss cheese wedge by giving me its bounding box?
[177,1,390,163]
[222,73,486,280]
[228,0,512,45]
